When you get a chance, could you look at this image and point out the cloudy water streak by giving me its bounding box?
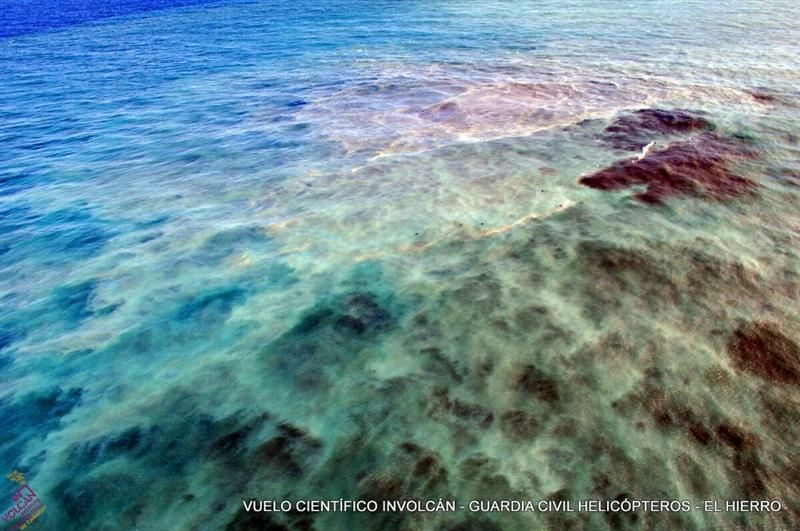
[1,0,800,529]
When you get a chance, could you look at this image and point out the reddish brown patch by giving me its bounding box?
[688,422,712,445]
[713,423,765,496]
[727,321,800,385]
[428,387,494,429]
[413,455,438,477]
[749,90,778,103]
[651,404,674,428]
[358,476,405,502]
[499,410,541,440]
[515,365,559,403]
[418,101,459,122]
[716,424,753,450]
[602,108,713,150]
[579,133,756,204]
[451,399,494,429]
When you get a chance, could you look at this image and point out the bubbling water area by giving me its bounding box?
[1,0,799,529]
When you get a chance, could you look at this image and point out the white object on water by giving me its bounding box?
[636,141,656,161]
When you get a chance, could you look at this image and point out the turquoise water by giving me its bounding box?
[2,1,800,529]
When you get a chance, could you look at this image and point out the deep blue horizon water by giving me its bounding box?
[0,0,226,37]
[2,1,800,529]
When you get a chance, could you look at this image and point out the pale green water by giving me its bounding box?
[1,0,800,529]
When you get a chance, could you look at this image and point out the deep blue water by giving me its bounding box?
[0,0,224,37]
[1,1,800,529]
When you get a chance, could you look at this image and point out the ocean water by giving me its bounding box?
[1,0,800,529]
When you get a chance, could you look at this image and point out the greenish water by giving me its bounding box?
[1,0,799,529]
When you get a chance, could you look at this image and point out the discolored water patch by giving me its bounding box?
[748,89,781,104]
[515,365,560,404]
[579,133,757,204]
[428,387,494,430]
[499,410,542,440]
[253,422,324,477]
[288,291,395,339]
[601,108,713,151]
[418,101,461,122]
[727,321,800,385]
[197,225,274,265]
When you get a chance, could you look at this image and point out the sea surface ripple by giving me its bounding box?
[1,1,800,529]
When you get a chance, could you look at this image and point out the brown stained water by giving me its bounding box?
[1,1,800,530]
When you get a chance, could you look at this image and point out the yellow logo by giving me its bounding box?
[3,470,46,530]
[6,471,26,485]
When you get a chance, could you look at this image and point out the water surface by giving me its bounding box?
[1,1,800,529]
